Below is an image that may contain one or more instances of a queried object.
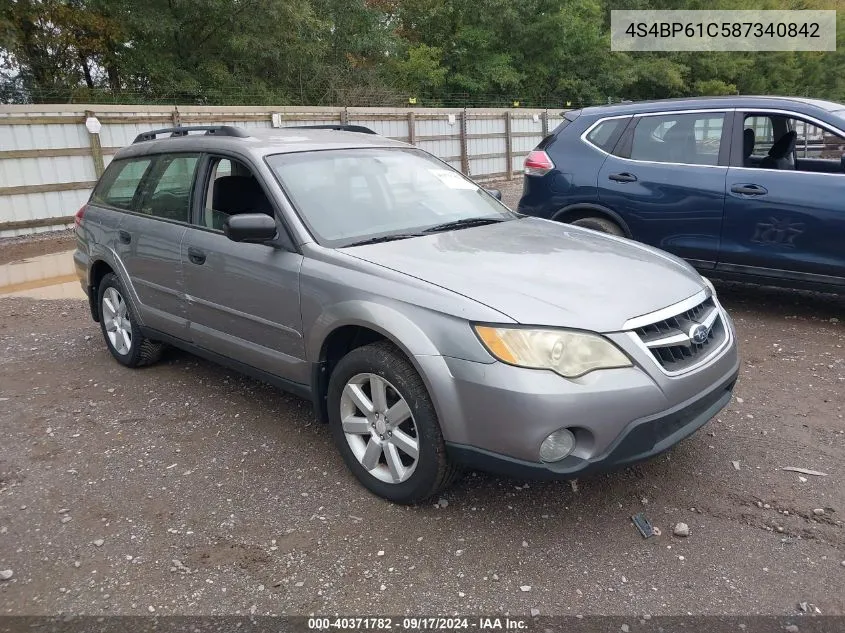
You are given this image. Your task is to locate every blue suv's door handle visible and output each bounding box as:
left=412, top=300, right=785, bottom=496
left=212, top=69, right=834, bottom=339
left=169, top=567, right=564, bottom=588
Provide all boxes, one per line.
left=730, top=184, right=768, bottom=196
left=609, top=172, right=638, bottom=183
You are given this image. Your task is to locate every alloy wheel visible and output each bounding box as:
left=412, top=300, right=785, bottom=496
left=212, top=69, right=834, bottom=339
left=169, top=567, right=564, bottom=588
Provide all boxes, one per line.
left=339, top=372, right=420, bottom=484
left=102, top=287, right=132, bottom=355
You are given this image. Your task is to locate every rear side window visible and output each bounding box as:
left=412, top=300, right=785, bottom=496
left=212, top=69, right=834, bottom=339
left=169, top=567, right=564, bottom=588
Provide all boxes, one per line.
left=585, top=118, right=630, bottom=152
left=91, top=158, right=153, bottom=211
left=629, top=113, right=725, bottom=166
left=138, top=154, right=201, bottom=223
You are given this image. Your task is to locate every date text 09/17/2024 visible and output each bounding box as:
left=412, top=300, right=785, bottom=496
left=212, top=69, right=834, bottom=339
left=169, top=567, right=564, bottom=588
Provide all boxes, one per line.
left=307, top=617, right=529, bottom=631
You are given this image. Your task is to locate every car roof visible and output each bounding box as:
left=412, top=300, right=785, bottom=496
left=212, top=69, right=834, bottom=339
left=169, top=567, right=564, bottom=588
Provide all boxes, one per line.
left=573, top=96, right=845, bottom=118
left=114, top=127, right=408, bottom=161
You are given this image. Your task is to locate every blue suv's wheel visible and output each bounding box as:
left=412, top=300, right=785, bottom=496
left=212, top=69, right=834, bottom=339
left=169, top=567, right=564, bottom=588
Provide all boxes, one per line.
left=571, top=216, right=624, bottom=236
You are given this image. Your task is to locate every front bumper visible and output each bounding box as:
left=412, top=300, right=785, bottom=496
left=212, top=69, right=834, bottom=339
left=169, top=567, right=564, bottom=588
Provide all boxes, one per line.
left=415, top=302, right=739, bottom=478
left=445, top=366, right=737, bottom=479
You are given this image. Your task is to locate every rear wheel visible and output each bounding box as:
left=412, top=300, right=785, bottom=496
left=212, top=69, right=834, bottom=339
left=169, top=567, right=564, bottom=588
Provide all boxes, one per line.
left=570, top=216, right=624, bottom=236
left=97, top=273, right=164, bottom=368
left=327, top=341, right=460, bottom=504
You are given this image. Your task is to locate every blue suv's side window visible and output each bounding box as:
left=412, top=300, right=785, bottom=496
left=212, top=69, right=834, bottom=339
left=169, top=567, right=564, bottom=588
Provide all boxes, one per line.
left=584, top=118, right=629, bottom=153
left=629, top=113, right=726, bottom=166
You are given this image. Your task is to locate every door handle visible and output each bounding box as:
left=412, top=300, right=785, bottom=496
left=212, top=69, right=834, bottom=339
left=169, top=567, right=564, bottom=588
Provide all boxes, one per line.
left=608, top=172, right=638, bottom=183
left=118, top=230, right=131, bottom=244
left=730, top=184, right=768, bottom=196
left=187, top=247, right=206, bottom=265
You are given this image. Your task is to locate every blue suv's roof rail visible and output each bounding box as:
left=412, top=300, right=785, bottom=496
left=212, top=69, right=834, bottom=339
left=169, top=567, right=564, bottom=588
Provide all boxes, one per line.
left=133, top=125, right=250, bottom=144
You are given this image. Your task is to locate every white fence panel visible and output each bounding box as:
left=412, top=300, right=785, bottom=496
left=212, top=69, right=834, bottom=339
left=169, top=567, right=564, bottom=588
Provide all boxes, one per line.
left=1, top=105, right=561, bottom=237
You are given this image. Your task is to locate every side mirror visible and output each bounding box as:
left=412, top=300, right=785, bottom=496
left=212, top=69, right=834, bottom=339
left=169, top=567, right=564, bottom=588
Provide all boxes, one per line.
left=485, top=188, right=503, bottom=201
left=224, top=213, right=278, bottom=243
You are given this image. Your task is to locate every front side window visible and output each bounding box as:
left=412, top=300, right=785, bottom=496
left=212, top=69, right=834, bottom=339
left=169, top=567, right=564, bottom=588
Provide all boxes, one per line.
left=744, top=115, right=777, bottom=157
left=630, top=113, right=725, bottom=166
left=199, top=157, right=274, bottom=231
left=91, top=158, right=153, bottom=211
left=138, top=154, right=200, bottom=223
left=266, top=148, right=515, bottom=247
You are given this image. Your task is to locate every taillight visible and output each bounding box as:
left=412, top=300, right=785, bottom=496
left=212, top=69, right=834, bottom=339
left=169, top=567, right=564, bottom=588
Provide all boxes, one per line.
left=74, top=205, right=86, bottom=229
left=524, top=150, right=555, bottom=176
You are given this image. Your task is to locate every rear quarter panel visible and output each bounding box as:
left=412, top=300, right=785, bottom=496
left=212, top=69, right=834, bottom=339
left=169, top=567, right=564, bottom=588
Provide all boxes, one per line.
left=518, top=117, right=607, bottom=218
left=75, top=204, right=137, bottom=308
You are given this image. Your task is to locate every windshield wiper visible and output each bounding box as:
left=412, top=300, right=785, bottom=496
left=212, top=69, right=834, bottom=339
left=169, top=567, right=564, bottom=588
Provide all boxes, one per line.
left=422, top=217, right=507, bottom=233
left=345, top=233, right=423, bottom=247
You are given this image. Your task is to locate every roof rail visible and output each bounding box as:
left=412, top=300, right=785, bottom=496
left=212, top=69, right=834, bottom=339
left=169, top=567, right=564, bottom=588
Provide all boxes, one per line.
left=283, top=124, right=377, bottom=135
left=133, top=125, right=250, bottom=144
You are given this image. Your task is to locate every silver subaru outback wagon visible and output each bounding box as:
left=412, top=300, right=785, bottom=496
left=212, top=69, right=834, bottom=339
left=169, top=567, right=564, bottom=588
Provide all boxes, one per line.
left=74, top=124, right=739, bottom=504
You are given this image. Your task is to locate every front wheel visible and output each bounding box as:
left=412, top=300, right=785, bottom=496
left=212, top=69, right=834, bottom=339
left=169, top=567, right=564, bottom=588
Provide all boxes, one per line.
left=327, top=341, right=460, bottom=504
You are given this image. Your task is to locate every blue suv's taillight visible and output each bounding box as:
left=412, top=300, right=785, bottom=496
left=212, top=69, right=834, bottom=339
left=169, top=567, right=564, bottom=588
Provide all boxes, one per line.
left=524, top=150, right=555, bottom=176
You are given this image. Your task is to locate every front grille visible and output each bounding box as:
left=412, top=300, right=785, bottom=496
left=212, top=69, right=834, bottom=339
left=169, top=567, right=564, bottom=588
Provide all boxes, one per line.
left=633, top=297, right=726, bottom=373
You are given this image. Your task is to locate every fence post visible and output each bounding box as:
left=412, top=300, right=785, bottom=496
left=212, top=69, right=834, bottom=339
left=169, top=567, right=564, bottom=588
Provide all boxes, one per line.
left=459, top=108, right=469, bottom=175
left=340, top=107, right=348, bottom=126
left=85, top=109, right=105, bottom=178
left=407, top=111, right=416, bottom=145
left=504, top=110, right=513, bottom=180
left=542, top=109, right=549, bottom=137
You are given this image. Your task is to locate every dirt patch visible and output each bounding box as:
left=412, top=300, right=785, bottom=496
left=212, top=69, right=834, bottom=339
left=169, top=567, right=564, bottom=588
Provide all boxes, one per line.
left=184, top=541, right=271, bottom=573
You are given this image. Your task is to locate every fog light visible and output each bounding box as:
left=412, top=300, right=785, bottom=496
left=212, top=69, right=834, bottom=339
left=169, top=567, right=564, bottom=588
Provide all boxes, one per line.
left=539, top=428, right=576, bottom=462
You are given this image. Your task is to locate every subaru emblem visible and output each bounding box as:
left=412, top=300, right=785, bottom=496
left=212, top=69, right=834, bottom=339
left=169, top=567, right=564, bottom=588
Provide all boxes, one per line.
left=689, top=324, right=710, bottom=345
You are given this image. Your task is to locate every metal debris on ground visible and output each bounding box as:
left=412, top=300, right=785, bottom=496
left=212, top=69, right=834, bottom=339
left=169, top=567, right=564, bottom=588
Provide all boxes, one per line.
left=631, top=512, right=659, bottom=539
left=782, top=467, right=828, bottom=477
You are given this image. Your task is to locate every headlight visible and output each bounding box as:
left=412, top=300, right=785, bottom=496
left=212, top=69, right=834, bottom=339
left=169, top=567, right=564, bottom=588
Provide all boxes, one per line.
left=702, top=276, right=716, bottom=297
left=474, top=325, right=632, bottom=378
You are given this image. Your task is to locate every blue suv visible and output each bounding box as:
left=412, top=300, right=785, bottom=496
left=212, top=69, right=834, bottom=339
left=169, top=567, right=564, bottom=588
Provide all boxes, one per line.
left=518, top=96, right=845, bottom=293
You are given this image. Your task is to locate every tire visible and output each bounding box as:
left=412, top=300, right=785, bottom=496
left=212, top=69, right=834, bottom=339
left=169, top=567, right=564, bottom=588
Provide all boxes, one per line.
left=327, top=341, right=460, bottom=504
left=97, top=272, right=164, bottom=368
left=570, top=216, right=625, bottom=236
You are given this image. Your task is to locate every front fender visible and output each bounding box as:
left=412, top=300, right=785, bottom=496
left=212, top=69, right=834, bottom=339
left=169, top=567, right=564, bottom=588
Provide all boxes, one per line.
left=306, top=299, right=441, bottom=362
left=306, top=301, right=480, bottom=438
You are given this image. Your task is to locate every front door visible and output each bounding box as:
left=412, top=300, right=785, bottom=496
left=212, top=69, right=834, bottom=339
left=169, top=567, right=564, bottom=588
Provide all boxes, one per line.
left=181, top=155, right=307, bottom=384
left=719, top=110, right=845, bottom=288
left=597, top=110, right=730, bottom=269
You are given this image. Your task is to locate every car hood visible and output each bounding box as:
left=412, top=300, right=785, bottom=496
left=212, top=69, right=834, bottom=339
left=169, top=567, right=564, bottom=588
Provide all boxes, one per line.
left=341, top=218, right=705, bottom=332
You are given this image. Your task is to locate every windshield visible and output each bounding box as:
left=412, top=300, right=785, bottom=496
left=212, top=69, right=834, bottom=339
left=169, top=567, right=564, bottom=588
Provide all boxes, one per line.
left=266, top=148, right=515, bottom=247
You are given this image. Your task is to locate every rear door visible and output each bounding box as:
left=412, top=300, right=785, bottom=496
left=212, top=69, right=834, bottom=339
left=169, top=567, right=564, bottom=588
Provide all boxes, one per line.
left=719, top=110, right=845, bottom=287
left=597, top=110, right=731, bottom=269
left=181, top=154, right=307, bottom=384
left=89, top=154, right=195, bottom=337
left=112, top=153, right=200, bottom=337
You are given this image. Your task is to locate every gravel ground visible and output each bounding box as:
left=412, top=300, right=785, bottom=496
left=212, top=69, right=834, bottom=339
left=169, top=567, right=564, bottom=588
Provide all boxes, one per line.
left=1, top=180, right=844, bottom=617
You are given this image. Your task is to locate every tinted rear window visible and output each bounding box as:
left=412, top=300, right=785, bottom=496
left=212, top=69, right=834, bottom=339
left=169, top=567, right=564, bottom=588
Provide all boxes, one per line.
left=585, top=118, right=630, bottom=153
left=92, top=158, right=153, bottom=211
left=137, top=154, right=200, bottom=223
